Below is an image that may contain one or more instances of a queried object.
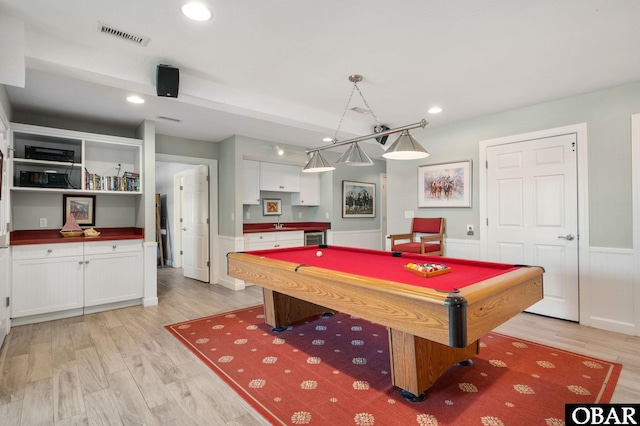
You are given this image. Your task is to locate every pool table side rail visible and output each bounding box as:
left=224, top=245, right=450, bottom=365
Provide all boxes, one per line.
left=457, top=266, right=544, bottom=344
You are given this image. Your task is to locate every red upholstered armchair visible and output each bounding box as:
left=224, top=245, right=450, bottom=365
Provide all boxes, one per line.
left=389, top=217, right=445, bottom=255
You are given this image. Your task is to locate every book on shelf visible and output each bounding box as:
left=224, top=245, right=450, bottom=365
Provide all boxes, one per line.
left=85, top=171, right=140, bottom=192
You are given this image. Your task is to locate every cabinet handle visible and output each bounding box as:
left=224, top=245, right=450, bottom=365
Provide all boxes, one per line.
left=85, top=260, right=90, bottom=264
left=113, top=245, right=117, bottom=249
left=47, top=249, right=53, bottom=253
left=78, top=261, right=84, bottom=265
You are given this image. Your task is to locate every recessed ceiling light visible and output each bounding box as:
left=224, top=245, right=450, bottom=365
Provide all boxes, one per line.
left=428, top=106, right=443, bottom=114
left=127, top=95, right=145, bottom=104
left=181, top=2, right=212, bottom=21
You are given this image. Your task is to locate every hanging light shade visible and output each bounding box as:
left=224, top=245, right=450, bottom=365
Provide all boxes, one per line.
left=302, top=151, right=335, bottom=173
left=382, top=130, right=430, bottom=160
left=336, top=142, right=374, bottom=166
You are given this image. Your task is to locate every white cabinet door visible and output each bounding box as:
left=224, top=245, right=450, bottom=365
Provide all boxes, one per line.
left=260, top=163, right=301, bottom=192
left=84, top=250, right=143, bottom=306
left=276, top=231, right=304, bottom=248
left=244, top=232, right=276, bottom=250
left=12, top=255, right=84, bottom=317
left=292, top=172, right=320, bottom=206
left=243, top=160, right=261, bottom=205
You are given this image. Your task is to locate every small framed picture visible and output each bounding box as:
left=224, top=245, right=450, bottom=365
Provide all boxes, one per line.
left=262, top=198, right=282, bottom=216
left=63, top=194, right=96, bottom=226
left=418, top=160, right=472, bottom=208
left=342, top=180, right=375, bottom=218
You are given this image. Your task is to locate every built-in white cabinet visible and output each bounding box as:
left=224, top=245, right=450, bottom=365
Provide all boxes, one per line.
left=11, top=240, right=143, bottom=324
left=259, top=162, right=301, bottom=192
left=83, top=240, right=143, bottom=309
left=292, top=172, right=320, bottom=206
left=243, top=160, right=261, bottom=205
left=9, top=123, right=142, bottom=194
left=11, top=243, right=84, bottom=318
left=244, top=230, right=304, bottom=250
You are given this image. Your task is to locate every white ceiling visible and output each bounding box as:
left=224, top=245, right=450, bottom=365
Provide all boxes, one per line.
left=2, top=0, right=640, bottom=159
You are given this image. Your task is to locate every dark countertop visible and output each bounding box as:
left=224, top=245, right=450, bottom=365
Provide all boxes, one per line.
left=10, top=227, right=144, bottom=245
left=243, top=222, right=330, bottom=234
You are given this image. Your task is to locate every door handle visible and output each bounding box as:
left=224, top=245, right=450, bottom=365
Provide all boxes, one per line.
left=558, top=234, right=575, bottom=241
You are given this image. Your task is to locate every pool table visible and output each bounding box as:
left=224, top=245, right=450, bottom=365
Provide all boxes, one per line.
left=227, top=245, right=543, bottom=399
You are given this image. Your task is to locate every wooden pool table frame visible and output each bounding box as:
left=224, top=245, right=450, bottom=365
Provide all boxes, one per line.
left=227, top=248, right=543, bottom=397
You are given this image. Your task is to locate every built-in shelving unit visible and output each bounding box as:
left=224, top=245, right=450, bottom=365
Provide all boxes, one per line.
left=9, top=123, right=142, bottom=194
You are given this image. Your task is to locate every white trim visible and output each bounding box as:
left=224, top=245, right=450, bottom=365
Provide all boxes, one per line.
left=155, top=153, right=219, bottom=284
left=479, top=123, right=589, bottom=323
left=631, top=114, right=640, bottom=336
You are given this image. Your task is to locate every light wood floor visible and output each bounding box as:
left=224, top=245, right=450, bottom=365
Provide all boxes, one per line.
left=1, top=267, right=638, bottom=425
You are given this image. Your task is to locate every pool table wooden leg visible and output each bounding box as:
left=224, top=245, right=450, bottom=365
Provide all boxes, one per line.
left=388, top=328, right=479, bottom=398
left=263, top=289, right=330, bottom=330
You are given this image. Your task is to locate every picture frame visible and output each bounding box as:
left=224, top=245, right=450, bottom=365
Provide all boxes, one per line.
left=342, top=180, right=375, bottom=218
left=262, top=198, right=282, bottom=216
left=63, top=194, right=96, bottom=226
left=418, top=160, right=472, bottom=208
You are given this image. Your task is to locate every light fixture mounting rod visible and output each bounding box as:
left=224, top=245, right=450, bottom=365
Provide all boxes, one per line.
left=306, top=119, right=428, bottom=154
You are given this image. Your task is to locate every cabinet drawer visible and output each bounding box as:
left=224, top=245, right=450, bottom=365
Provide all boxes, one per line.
left=12, top=243, right=84, bottom=260
left=84, top=240, right=142, bottom=255
left=244, top=232, right=276, bottom=244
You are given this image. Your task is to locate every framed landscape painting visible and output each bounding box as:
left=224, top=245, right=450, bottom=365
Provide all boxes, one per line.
left=418, top=160, right=472, bottom=208
left=342, top=180, right=375, bottom=218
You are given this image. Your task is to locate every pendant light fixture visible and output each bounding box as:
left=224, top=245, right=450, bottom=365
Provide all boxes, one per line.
left=302, top=74, right=430, bottom=172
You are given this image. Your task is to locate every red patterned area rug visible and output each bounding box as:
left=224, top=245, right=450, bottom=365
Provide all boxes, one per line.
left=165, top=306, right=621, bottom=426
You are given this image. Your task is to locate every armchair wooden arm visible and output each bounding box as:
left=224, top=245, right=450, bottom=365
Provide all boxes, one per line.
left=389, top=233, right=413, bottom=246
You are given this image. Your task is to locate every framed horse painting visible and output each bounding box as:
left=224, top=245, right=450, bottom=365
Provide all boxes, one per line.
left=418, top=160, right=472, bottom=208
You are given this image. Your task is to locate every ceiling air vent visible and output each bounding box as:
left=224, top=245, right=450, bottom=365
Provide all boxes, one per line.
left=97, top=22, right=150, bottom=46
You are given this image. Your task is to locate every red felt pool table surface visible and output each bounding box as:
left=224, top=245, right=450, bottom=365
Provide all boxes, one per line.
left=245, top=245, right=519, bottom=293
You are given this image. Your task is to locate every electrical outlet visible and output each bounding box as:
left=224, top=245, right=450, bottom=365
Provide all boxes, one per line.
left=246, top=211, right=250, bottom=220
left=39, top=218, right=47, bottom=228
left=298, top=212, right=302, bottom=219
left=466, top=224, right=474, bottom=236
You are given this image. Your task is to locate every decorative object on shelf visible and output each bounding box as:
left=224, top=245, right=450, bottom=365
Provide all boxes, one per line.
left=342, top=180, right=375, bottom=218
left=302, top=74, right=430, bottom=173
left=60, top=213, right=84, bottom=237
left=83, top=228, right=101, bottom=237
left=418, top=160, right=472, bottom=208
left=63, top=194, right=96, bottom=226
left=262, top=198, right=282, bottom=216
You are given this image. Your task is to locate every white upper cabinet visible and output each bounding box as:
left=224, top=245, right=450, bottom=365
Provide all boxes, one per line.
left=259, top=162, right=301, bottom=192
left=242, top=160, right=261, bottom=205
left=292, top=172, right=320, bottom=206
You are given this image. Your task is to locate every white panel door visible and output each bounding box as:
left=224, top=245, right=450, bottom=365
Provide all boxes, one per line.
left=182, top=165, right=210, bottom=282
left=487, top=133, right=579, bottom=320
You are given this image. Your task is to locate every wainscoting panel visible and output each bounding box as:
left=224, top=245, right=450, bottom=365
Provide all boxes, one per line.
left=330, top=229, right=383, bottom=250
left=585, top=247, right=637, bottom=335
left=217, top=235, right=247, bottom=290
left=441, top=238, right=482, bottom=260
